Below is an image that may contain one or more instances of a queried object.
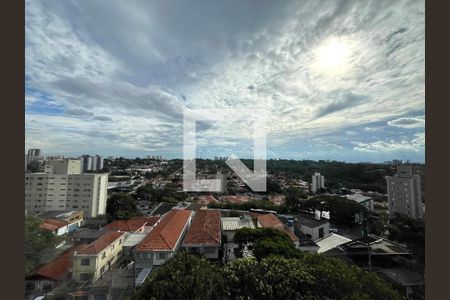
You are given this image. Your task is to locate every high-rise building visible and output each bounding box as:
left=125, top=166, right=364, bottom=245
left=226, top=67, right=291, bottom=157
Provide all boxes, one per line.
left=311, top=172, right=325, bottom=193
left=386, top=165, right=423, bottom=219
left=25, top=158, right=108, bottom=218
left=80, top=155, right=104, bottom=172
left=26, top=148, right=43, bottom=171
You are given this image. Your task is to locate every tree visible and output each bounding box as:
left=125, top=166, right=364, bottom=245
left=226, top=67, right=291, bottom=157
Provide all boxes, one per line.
left=284, top=187, right=307, bottom=211
left=303, top=196, right=368, bottom=225
left=388, top=213, right=425, bottom=266
left=223, top=255, right=401, bottom=300
left=25, top=216, right=63, bottom=275
left=131, top=252, right=225, bottom=300
left=106, top=192, right=140, bottom=221
left=234, top=227, right=301, bottom=260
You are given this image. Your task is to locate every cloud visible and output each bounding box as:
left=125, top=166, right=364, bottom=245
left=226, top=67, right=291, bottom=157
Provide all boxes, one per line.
left=25, top=0, right=425, bottom=161
left=352, top=132, right=424, bottom=153
left=387, top=116, right=425, bottom=128
left=65, top=108, right=94, bottom=117
left=93, top=116, right=113, bottom=122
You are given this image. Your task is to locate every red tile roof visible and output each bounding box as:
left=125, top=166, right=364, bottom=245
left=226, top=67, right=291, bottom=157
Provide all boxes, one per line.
left=135, top=209, right=192, bottom=252
left=257, top=214, right=298, bottom=242
left=40, top=219, right=67, bottom=231
left=130, top=216, right=161, bottom=226
left=76, top=231, right=125, bottom=255
left=182, top=210, right=221, bottom=246
left=34, top=244, right=87, bottom=281
left=104, top=219, right=148, bottom=232
left=197, top=195, right=218, bottom=205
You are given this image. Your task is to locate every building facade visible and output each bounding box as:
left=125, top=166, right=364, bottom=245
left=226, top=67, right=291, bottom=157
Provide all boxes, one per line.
left=73, top=231, right=126, bottom=282
left=386, top=165, right=423, bottom=219
left=25, top=159, right=108, bottom=218
left=133, top=209, right=192, bottom=285
left=311, top=172, right=325, bottom=193
left=81, top=155, right=104, bottom=172
left=182, top=210, right=222, bottom=259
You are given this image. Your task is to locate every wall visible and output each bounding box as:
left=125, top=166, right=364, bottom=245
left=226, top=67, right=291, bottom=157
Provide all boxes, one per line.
left=73, top=235, right=125, bottom=282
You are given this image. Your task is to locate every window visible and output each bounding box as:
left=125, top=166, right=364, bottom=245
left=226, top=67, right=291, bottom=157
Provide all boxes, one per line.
left=102, top=252, right=106, bottom=259
left=318, top=227, right=324, bottom=239
left=158, top=253, right=169, bottom=260
left=79, top=273, right=92, bottom=281
left=80, top=258, right=90, bottom=266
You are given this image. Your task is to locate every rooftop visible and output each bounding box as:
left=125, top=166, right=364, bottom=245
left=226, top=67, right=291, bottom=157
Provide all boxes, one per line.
left=104, top=219, right=148, bottom=232
left=135, top=209, right=192, bottom=252
left=129, top=216, right=161, bottom=227
left=316, top=233, right=352, bottom=253
left=31, top=244, right=87, bottom=282
left=122, top=233, right=148, bottom=248
left=296, top=213, right=329, bottom=228
left=256, top=214, right=298, bottom=242
left=197, top=195, right=218, bottom=205
left=40, top=219, right=67, bottom=231
left=36, top=210, right=82, bottom=220
left=76, top=231, right=125, bottom=255
left=150, top=203, right=177, bottom=216
left=183, top=210, right=221, bottom=246
left=221, top=217, right=256, bottom=231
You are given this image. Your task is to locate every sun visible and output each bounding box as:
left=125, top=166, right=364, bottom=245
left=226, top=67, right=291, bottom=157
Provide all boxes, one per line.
left=313, top=37, right=353, bottom=73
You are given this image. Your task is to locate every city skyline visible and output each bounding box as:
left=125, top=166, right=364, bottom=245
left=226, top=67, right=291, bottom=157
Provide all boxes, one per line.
left=25, top=0, right=425, bottom=162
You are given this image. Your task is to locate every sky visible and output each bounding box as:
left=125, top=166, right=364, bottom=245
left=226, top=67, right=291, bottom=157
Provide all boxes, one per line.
left=25, top=0, right=425, bottom=162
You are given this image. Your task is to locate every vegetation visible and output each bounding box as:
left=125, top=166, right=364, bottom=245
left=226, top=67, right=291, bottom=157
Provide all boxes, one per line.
left=134, top=183, right=186, bottom=203
left=131, top=252, right=402, bottom=300
left=301, top=195, right=368, bottom=225
left=131, top=252, right=224, bottom=300
left=284, top=187, right=307, bottom=211
left=25, top=216, right=64, bottom=275
left=388, top=213, right=425, bottom=266
left=234, top=227, right=301, bottom=260
left=208, top=199, right=288, bottom=213
left=106, top=192, right=141, bottom=221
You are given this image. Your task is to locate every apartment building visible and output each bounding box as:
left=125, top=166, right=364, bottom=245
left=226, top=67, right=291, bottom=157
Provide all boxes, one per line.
left=25, top=159, right=108, bottom=218
left=81, top=155, right=104, bottom=172
left=73, top=231, right=126, bottom=282
left=386, top=165, right=423, bottom=219
left=311, top=172, right=325, bottom=193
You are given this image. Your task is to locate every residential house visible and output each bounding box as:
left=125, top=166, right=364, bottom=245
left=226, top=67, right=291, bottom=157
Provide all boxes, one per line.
left=26, top=244, right=87, bottom=298
left=73, top=231, right=126, bottom=282
left=295, top=213, right=330, bottom=242
left=182, top=210, right=221, bottom=259
left=37, top=210, right=84, bottom=234
left=103, top=219, right=148, bottom=233
left=129, top=216, right=161, bottom=233
left=40, top=219, right=69, bottom=236
left=133, top=209, right=192, bottom=285
left=221, top=216, right=256, bottom=243
left=254, top=213, right=299, bottom=248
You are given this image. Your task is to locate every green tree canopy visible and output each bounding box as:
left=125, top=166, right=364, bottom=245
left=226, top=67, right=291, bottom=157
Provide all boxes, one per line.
left=25, top=216, right=63, bottom=275
left=132, top=253, right=401, bottom=300
left=131, top=252, right=225, bottom=300
left=303, top=196, right=368, bottom=225
left=106, top=192, right=140, bottom=221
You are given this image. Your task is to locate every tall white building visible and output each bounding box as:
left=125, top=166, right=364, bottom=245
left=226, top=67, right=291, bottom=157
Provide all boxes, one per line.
left=25, top=159, right=108, bottom=218
left=386, top=165, right=423, bottom=220
left=81, top=155, right=104, bottom=172
left=311, top=172, right=325, bottom=193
